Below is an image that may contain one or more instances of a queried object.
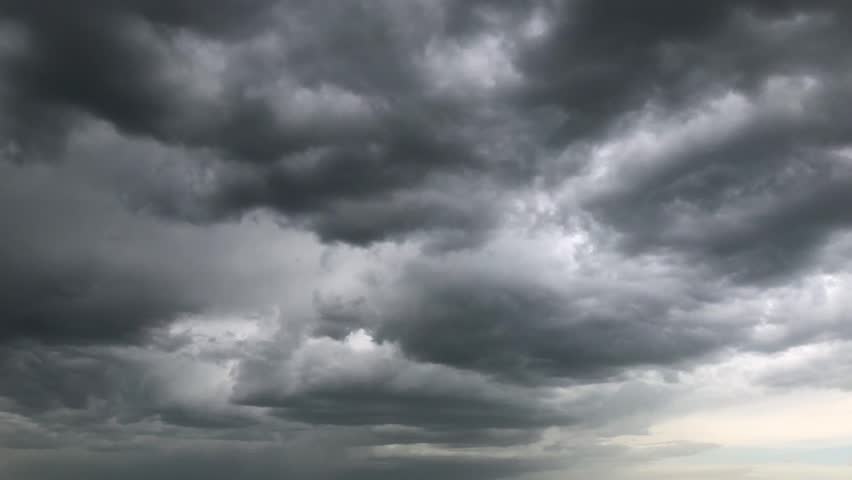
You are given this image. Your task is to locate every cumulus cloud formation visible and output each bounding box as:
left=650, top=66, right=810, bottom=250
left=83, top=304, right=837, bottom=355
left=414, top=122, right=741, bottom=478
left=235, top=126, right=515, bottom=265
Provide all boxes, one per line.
left=2, top=1, right=852, bottom=479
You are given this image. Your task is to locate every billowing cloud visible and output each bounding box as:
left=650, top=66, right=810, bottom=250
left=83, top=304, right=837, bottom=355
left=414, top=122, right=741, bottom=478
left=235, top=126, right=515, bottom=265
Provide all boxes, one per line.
left=2, top=1, right=852, bottom=479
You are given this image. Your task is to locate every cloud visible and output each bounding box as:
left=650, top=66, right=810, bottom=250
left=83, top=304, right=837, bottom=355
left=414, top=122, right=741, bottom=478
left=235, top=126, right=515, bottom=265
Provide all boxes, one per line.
left=0, top=123, right=323, bottom=344
left=0, top=0, right=543, bottom=246
left=3, top=1, right=852, bottom=479
left=565, top=75, right=852, bottom=281
left=232, top=329, right=581, bottom=430
left=312, top=227, right=750, bottom=383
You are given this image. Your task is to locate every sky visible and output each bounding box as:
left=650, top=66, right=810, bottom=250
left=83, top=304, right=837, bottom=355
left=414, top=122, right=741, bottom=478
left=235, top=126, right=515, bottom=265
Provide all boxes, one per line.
left=1, top=1, right=852, bottom=479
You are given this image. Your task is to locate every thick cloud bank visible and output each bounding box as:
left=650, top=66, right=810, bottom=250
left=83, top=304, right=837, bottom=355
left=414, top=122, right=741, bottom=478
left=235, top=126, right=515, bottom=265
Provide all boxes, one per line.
left=2, top=1, right=852, bottom=479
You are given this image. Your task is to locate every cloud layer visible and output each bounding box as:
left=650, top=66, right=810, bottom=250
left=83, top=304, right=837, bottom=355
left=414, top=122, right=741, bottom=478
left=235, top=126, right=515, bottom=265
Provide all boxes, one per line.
left=2, top=1, right=852, bottom=479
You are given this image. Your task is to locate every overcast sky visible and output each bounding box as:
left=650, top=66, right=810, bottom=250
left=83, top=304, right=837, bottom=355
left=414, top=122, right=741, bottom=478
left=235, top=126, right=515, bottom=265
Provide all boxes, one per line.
left=2, top=1, right=852, bottom=479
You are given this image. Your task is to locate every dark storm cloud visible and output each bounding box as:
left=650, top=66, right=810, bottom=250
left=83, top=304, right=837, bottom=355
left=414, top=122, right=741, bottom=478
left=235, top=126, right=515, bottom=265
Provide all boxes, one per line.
left=522, top=0, right=852, bottom=280
left=0, top=0, right=274, bottom=133
left=209, top=122, right=505, bottom=246
left=252, top=379, right=572, bottom=430
left=0, top=161, right=197, bottom=344
left=314, top=255, right=744, bottom=383
left=0, top=340, right=564, bottom=480
left=0, top=342, right=260, bottom=431
left=4, top=1, right=852, bottom=479
left=573, top=84, right=852, bottom=282
left=0, top=0, right=540, bottom=246
left=232, top=333, right=579, bottom=430
left=515, top=0, right=847, bottom=141
left=232, top=314, right=678, bottom=445
left=0, top=442, right=559, bottom=480
left=0, top=345, right=119, bottom=412
left=0, top=134, right=321, bottom=345
left=4, top=0, right=852, bottom=254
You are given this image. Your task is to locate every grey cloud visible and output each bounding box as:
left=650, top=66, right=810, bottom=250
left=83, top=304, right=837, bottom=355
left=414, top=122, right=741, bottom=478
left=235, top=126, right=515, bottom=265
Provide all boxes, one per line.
left=576, top=84, right=852, bottom=282
left=4, top=1, right=852, bottom=479
left=0, top=157, right=192, bottom=343
left=0, top=442, right=556, bottom=480
left=516, top=1, right=845, bottom=140
left=230, top=312, right=681, bottom=456
left=0, top=0, right=538, bottom=246
left=0, top=339, right=564, bottom=479
left=0, top=342, right=260, bottom=431
left=316, top=254, right=744, bottom=383
left=5, top=0, right=852, bottom=254
left=0, top=129, right=322, bottom=344
left=232, top=334, right=580, bottom=430
left=0, top=345, right=119, bottom=413
left=526, top=0, right=852, bottom=281
left=756, top=343, right=852, bottom=391
left=366, top=425, right=544, bottom=449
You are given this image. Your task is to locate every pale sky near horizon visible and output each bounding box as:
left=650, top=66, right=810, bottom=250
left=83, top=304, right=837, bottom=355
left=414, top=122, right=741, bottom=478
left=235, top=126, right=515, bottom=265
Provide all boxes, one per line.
left=2, top=1, right=852, bottom=478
